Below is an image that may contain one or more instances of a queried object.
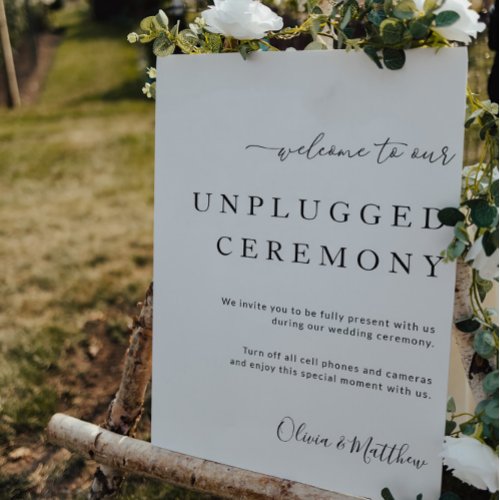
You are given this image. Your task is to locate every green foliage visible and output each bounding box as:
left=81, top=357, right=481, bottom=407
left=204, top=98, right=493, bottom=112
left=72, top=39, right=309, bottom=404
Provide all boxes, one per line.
left=128, top=0, right=467, bottom=70
left=435, top=11, right=460, bottom=27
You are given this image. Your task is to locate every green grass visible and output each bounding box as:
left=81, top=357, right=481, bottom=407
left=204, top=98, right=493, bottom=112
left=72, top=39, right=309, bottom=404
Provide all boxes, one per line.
left=0, top=2, right=164, bottom=497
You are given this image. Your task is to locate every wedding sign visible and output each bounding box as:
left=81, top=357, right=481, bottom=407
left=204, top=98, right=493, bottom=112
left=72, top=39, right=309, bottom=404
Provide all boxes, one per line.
left=152, top=48, right=467, bottom=499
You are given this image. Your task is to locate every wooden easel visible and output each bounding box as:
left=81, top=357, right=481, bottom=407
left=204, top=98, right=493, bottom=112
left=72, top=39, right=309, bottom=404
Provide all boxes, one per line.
left=46, top=261, right=486, bottom=499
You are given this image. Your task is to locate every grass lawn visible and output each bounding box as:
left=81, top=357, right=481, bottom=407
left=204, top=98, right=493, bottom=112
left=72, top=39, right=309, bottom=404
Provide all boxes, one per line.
left=0, top=1, right=494, bottom=497
left=0, top=2, right=206, bottom=498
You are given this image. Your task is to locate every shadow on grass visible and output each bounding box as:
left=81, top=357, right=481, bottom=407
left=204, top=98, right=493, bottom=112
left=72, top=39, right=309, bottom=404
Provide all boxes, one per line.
left=79, top=78, right=147, bottom=103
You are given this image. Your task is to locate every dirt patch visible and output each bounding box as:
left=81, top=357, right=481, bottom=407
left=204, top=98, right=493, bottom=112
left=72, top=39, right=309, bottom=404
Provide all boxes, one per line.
left=0, top=311, right=138, bottom=498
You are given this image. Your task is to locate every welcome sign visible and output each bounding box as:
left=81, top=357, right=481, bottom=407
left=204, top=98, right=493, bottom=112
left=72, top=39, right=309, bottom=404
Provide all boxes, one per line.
left=152, top=48, right=467, bottom=499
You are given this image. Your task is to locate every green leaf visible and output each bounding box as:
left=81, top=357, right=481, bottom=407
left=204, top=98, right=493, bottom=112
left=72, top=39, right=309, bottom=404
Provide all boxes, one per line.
left=455, top=317, right=481, bottom=333
left=381, top=488, right=396, bottom=500
left=483, top=370, right=499, bottom=395
left=382, top=48, right=406, bottom=70
left=340, top=6, right=352, bottom=30
left=155, top=10, right=169, bottom=29
left=445, top=419, right=457, bottom=435
left=177, top=30, right=200, bottom=53
left=204, top=33, right=222, bottom=53
left=474, top=398, right=497, bottom=427
left=485, top=399, right=499, bottom=420
left=477, top=275, right=494, bottom=301
left=380, top=19, right=406, bottom=44
left=469, top=199, right=498, bottom=228
left=438, top=207, right=465, bottom=226
left=368, top=9, right=387, bottom=25
left=153, top=34, right=175, bottom=57
left=393, top=0, right=417, bottom=20
left=447, top=239, right=465, bottom=259
left=140, top=16, right=157, bottom=33
left=409, top=18, right=431, bottom=38
left=482, top=229, right=499, bottom=256
left=239, top=44, right=251, bottom=60
left=435, top=10, right=460, bottom=27
left=363, top=46, right=383, bottom=68
left=459, top=422, right=475, bottom=435
left=490, top=179, right=499, bottom=207
left=447, top=396, right=456, bottom=412
left=454, top=222, right=469, bottom=244
left=473, top=330, right=496, bottom=359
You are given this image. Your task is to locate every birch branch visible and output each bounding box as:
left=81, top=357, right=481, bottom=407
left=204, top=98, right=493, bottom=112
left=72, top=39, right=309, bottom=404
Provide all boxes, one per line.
left=89, top=283, right=153, bottom=499
left=47, top=413, right=359, bottom=500
left=452, top=259, right=489, bottom=404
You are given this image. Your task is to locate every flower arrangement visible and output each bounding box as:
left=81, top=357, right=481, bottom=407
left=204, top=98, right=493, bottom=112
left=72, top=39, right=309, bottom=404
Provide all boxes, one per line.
left=128, top=1, right=498, bottom=498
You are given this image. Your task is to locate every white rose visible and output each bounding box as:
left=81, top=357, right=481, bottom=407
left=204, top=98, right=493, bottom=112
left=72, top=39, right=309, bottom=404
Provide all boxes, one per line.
left=415, top=0, right=486, bottom=43
left=441, top=436, right=499, bottom=492
left=466, top=235, right=499, bottom=280
left=201, top=0, right=284, bottom=40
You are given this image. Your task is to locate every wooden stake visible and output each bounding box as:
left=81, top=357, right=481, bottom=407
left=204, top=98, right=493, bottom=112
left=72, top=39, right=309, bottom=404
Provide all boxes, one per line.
left=47, top=413, right=359, bottom=500
left=0, top=0, right=21, bottom=107
left=89, top=283, right=153, bottom=498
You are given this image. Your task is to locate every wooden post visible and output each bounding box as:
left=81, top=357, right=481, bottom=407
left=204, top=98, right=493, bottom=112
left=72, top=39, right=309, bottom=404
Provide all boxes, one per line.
left=0, top=0, right=21, bottom=107
left=47, top=413, right=359, bottom=500
left=89, top=283, right=153, bottom=499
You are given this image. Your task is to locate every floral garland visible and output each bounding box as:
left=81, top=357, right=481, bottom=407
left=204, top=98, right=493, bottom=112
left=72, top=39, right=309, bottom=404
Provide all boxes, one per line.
left=128, top=1, right=498, bottom=497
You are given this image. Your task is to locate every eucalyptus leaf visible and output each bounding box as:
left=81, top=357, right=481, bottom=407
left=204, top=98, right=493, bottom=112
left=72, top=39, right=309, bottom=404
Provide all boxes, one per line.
left=483, top=370, right=499, bottom=395
left=238, top=44, right=251, bottom=60
left=445, top=419, right=457, bottom=434
left=153, top=34, right=175, bottom=57
left=473, top=330, right=496, bottom=359
left=485, top=399, right=499, bottom=420
left=382, top=48, right=406, bottom=69
left=368, top=8, right=387, bottom=25
left=454, top=222, right=469, bottom=244
left=393, top=0, right=417, bottom=20
left=438, top=207, right=465, bottom=226
left=340, top=6, right=352, bottom=30
left=204, top=33, right=223, bottom=53
left=435, top=10, right=460, bottom=27
left=459, top=422, right=475, bottom=435
left=177, top=30, right=200, bottom=53
left=447, top=239, right=465, bottom=259
left=140, top=16, right=157, bottom=33
left=482, top=229, right=499, bottom=256
left=155, top=10, right=169, bottom=29
left=409, top=17, right=431, bottom=38
left=469, top=199, right=498, bottom=228
left=477, top=275, right=494, bottom=301
left=455, top=317, right=481, bottom=333
left=446, top=396, right=456, bottom=413
left=380, top=19, right=405, bottom=44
